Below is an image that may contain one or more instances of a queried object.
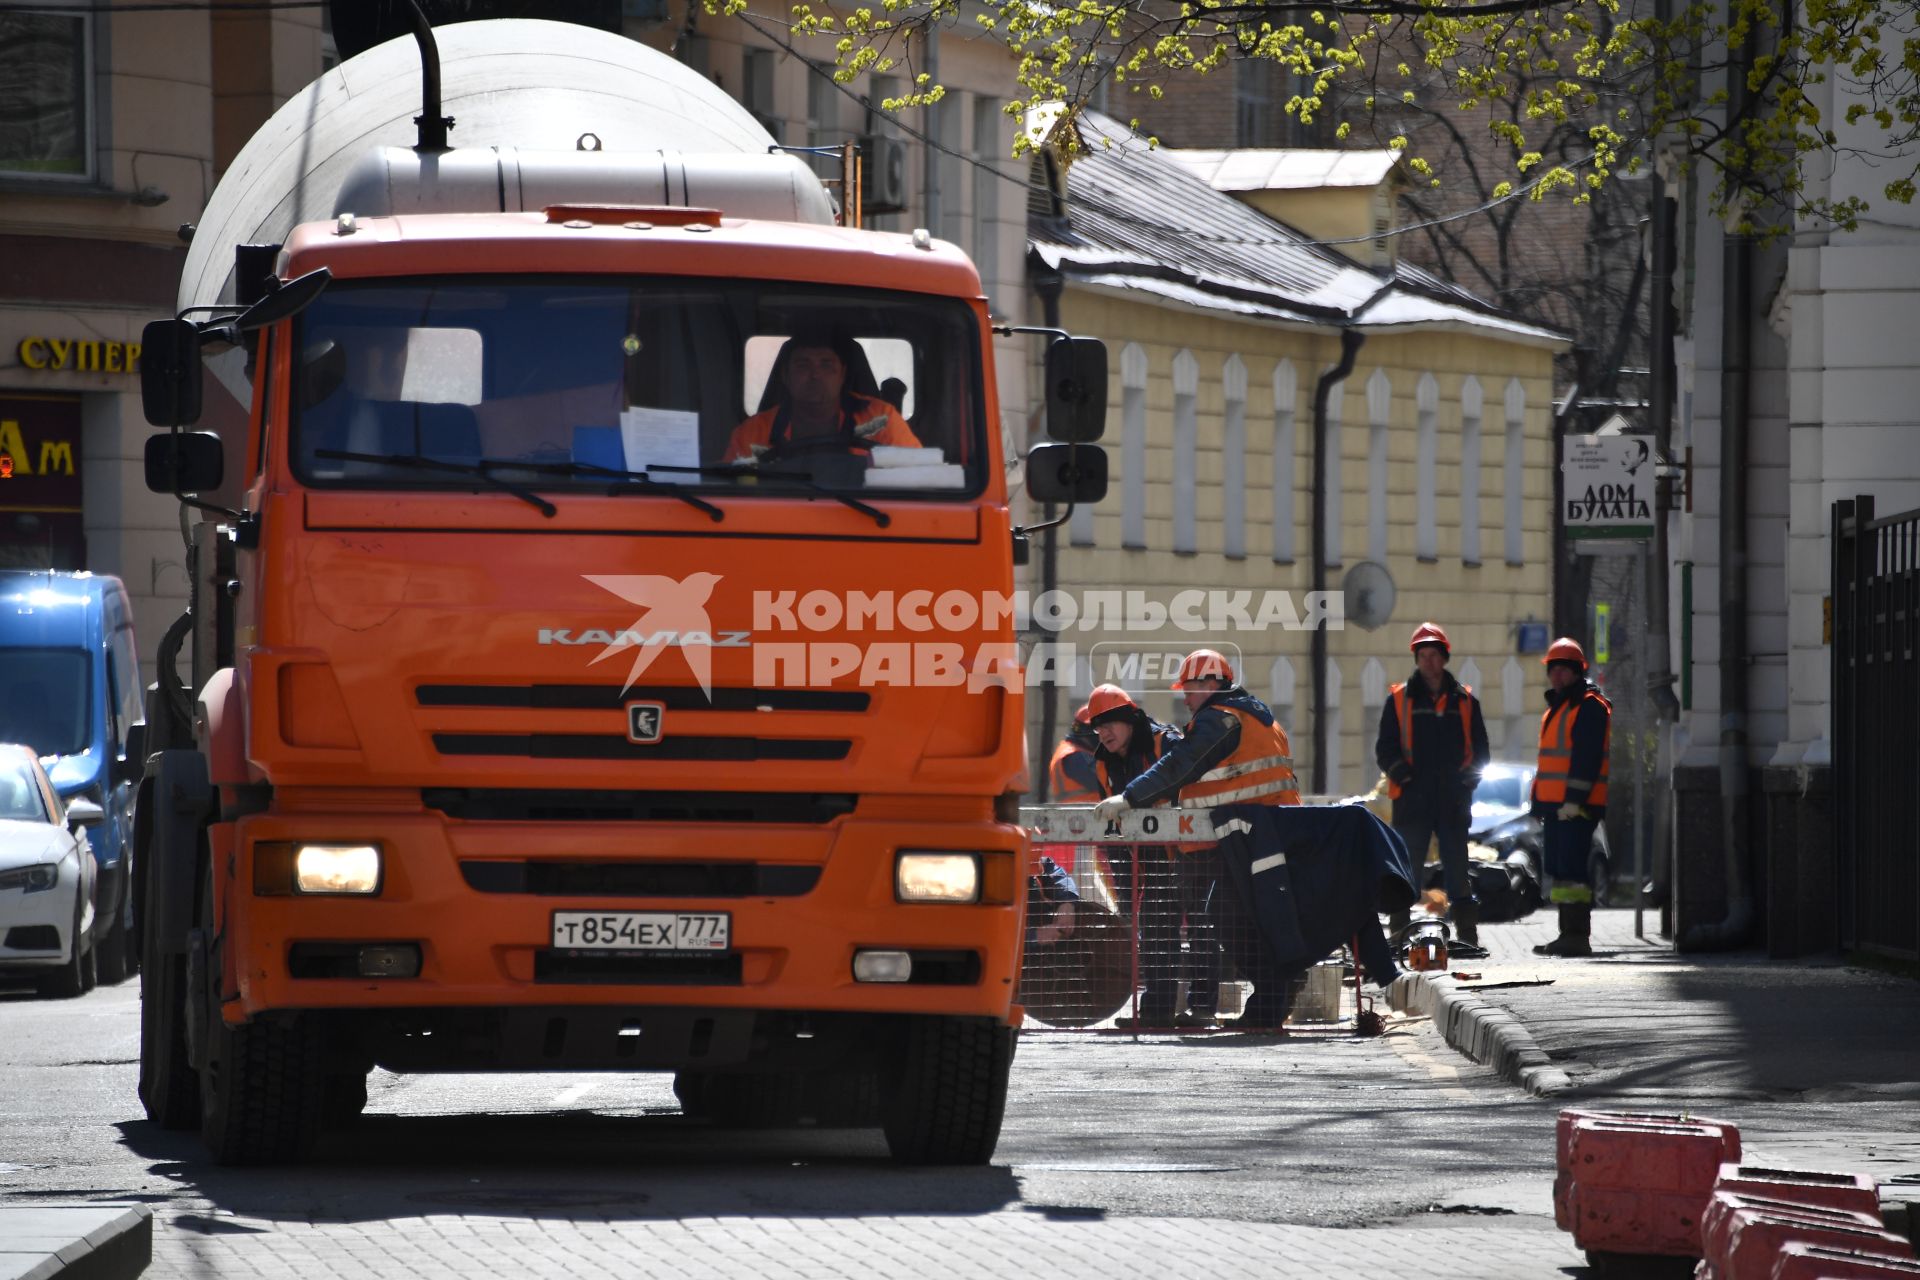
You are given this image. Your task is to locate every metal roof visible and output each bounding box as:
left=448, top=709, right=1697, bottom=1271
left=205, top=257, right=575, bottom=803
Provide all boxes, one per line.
left=1028, top=108, right=1569, bottom=348
left=1165, top=148, right=1403, bottom=192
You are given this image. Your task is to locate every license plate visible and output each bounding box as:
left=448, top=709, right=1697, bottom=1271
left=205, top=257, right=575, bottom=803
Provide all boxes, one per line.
left=550, top=910, right=730, bottom=952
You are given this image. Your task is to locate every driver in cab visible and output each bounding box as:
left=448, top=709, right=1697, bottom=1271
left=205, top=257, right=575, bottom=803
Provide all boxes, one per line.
left=720, top=331, right=922, bottom=464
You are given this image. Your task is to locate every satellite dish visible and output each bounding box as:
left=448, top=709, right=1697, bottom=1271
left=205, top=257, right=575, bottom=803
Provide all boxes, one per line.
left=1342, top=560, right=1397, bottom=631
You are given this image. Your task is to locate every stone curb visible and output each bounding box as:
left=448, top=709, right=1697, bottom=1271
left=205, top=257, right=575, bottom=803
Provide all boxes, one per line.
left=0, top=1204, right=152, bottom=1280
left=1389, top=971, right=1574, bottom=1097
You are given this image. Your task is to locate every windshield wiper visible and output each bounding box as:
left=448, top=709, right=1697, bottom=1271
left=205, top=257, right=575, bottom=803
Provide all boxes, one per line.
left=476, top=458, right=725, bottom=522
left=314, top=449, right=556, bottom=517
left=651, top=464, right=891, bottom=528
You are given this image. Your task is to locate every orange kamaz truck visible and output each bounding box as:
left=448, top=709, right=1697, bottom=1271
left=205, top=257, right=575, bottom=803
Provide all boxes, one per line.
left=130, top=17, right=1107, bottom=1166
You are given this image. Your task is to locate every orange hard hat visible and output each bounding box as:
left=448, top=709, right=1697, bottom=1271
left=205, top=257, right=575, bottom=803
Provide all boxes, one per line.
left=1172, top=648, right=1235, bottom=689
left=1086, top=683, right=1138, bottom=724
left=1410, top=622, right=1450, bottom=654
left=1543, top=637, right=1588, bottom=668
left=1072, top=700, right=1092, bottom=725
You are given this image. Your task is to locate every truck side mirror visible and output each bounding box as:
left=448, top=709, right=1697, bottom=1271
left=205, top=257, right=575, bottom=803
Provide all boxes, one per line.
left=1045, top=337, right=1107, bottom=443
left=1026, top=442, right=1108, bottom=504
left=141, top=318, right=204, bottom=427
left=145, top=432, right=225, bottom=495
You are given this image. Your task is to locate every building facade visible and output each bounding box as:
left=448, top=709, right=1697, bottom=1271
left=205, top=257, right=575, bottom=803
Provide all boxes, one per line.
left=0, top=3, right=324, bottom=679
left=1024, top=114, right=1566, bottom=794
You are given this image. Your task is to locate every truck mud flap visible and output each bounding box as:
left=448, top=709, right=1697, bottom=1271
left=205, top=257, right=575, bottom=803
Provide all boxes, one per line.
left=146, top=750, right=212, bottom=958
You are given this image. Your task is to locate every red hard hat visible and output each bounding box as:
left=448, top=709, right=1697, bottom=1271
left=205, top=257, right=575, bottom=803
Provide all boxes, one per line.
left=1072, top=700, right=1092, bottom=726
left=1543, top=637, right=1588, bottom=668
left=1410, top=622, right=1450, bottom=654
left=1086, top=683, right=1139, bottom=725
left=1173, top=648, right=1235, bottom=689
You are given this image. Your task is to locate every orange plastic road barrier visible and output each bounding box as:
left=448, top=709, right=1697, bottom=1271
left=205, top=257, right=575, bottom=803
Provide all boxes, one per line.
left=1719, top=1207, right=1912, bottom=1280
left=1713, top=1164, right=1884, bottom=1219
left=1553, top=1109, right=1741, bottom=1235
left=1564, top=1116, right=1743, bottom=1258
left=1702, top=1193, right=1885, bottom=1270
left=1770, top=1241, right=1920, bottom=1279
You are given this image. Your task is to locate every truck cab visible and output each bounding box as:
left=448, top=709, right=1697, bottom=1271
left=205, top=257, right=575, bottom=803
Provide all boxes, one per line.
left=0, top=570, right=143, bottom=983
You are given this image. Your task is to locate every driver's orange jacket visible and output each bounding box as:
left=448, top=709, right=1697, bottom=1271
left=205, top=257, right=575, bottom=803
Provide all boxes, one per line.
left=721, top=393, right=922, bottom=463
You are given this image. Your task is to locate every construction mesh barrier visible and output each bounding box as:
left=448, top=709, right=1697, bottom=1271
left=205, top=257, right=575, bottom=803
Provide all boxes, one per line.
left=1019, top=841, right=1366, bottom=1033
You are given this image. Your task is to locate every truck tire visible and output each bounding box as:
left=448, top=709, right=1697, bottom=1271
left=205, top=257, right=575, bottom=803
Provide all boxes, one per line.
left=199, top=1010, right=327, bottom=1165
left=136, top=814, right=199, bottom=1129
left=321, top=1070, right=370, bottom=1131
left=880, top=1017, right=1013, bottom=1165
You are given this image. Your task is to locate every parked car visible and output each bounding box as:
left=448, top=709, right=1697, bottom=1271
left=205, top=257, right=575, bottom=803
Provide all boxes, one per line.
left=0, top=571, right=144, bottom=982
left=0, top=743, right=106, bottom=997
left=1469, top=761, right=1612, bottom=906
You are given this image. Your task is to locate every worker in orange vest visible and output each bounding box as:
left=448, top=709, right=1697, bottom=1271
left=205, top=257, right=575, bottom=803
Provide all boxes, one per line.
left=1374, top=622, right=1491, bottom=945
left=1085, top=683, right=1215, bottom=1028
left=1530, top=637, right=1612, bottom=957
left=1045, top=699, right=1102, bottom=803
left=1092, top=649, right=1300, bottom=1028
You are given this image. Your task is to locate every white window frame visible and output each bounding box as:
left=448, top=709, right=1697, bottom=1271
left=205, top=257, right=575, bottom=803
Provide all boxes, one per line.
left=1222, top=354, right=1247, bottom=559
left=0, top=3, right=97, bottom=184
left=1415, top=372, right=1438, bottom=561
left=1366, top=368, right=1391, bottom=564
left=1121, top=343, right=1148, bottom=549
left=1504, top=377, right=1526, bottom=566
left=1172, top=349, right=1199, bottom=554
left=1324, top=372, right=1346, bottom=568
left=1460, top=376, right=1483, bottom=566
left=1272, top=360, right=1296, bottom=563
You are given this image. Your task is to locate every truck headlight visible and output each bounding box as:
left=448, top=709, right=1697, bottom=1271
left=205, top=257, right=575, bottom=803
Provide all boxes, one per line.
left=293, top=844, right=382, bottom=895
left=895, top=852, right=979, bottom=903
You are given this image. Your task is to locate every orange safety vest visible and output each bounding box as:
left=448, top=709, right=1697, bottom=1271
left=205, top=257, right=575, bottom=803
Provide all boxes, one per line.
left=721, top=393, right=922, bottom=463
left=1177, top=706, right=1302, bottom=808
left=1534, top=688, right=1613, bottom=808
left=1047, top=737, right=1101, bottom=804
left=1386, top=681, right=1476, bottom=800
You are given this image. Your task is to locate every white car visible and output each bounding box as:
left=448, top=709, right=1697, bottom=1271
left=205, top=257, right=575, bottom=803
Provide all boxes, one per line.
left=0, top=742, right=106, bottom=998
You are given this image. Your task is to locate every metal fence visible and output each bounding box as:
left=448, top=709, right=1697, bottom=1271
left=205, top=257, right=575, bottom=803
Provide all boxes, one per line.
left=1832, top=495, right=1920, bottom=962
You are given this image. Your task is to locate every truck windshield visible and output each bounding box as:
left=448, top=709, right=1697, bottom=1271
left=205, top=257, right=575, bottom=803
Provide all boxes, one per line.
left=290, top=278, right=989, bottom=501
left=0, top=649, right=89, bottom=758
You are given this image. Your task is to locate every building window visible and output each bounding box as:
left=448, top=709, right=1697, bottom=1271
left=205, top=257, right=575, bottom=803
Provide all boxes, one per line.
left=1505, top=377, right=1526, bottom=566
left=1460, top=376, right=1483, bottom=565
left=1172, top=350, right=1198, bottom=554
left=1322, top=659, right=1344, bottom=794
left=1360, top=657, right=1386, bottom=763
left=1415, top=373, right=1438, bottom=561
left=1272, top=359, right=1296, bottom=563
left=1324, top=373, right=1347, bottom=568
left=743, top=47, right=779, bottom=141
left=1222, top=355, right=1247, bottom=559
left=971, top=96, right=1003, bottom=294
left=806, top=61, right=841, bottom=181
left=1122, top=343, right=1147, bottom=549
left=936, top=92, right=965, bottom=246
left=1366, top=368, right=1391, bottom=564
left=1269, top=655, right=1296, bottom=730
left=0, top=10, right=93, bottom=181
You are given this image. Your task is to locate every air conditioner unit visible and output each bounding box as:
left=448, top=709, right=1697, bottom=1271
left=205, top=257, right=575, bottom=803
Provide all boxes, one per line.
left=861, top=134, right=910, bottom=215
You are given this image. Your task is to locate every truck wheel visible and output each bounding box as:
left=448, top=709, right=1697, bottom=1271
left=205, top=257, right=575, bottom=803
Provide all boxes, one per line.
left=672, top=1070, right=713, bottom=1119
left=136, top=838, right=198, bottom=1129
left=199, top=1010, right=326, bottom=1165
left=880, top=1017, right=1013, bottom=1165
left=321, top=1070, right=370, bottom=1131
left=37, top=899, right=88, bottom=1000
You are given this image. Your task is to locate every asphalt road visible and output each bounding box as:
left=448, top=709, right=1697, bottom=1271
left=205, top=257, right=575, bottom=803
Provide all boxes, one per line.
left=1, top=977, right=1592, bottom=1277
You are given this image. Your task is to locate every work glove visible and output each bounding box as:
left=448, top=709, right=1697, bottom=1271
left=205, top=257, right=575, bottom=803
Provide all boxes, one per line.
left=1093, top=794, right=1132, bottom=823
left=1556, top=801, right=1585, bottom=821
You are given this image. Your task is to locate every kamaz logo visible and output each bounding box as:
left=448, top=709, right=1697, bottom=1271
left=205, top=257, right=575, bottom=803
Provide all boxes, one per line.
left=537, top=629, right=753, bottom=648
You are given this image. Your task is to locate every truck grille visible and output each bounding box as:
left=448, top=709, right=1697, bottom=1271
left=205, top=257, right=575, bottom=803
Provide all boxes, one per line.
left=431, top=734, right=851, bottom=761
left=415, top=683, right=869, bottom=712
left=422, top=788, right=856, bottom=824
left=460, top=860, right=821, bottom=897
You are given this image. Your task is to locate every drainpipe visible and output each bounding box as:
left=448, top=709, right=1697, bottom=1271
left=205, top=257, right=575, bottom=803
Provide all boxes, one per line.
left=1644, top=173, right=1683, bottom=906
left=920, top=27, right=941, bottom=238
left=1681, top=225, right=1754, bottom=949
left=1033, top=267, right=1065, bottom=800
left=1311, top=328, right=1365, bottom=794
